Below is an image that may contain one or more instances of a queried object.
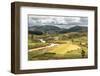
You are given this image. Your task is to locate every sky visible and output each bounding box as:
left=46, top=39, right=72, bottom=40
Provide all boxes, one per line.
left=28, top=15, right=88, bottom=29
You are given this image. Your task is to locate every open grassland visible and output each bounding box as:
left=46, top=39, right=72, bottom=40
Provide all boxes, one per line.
left=28, top=32, right=88, bottom=60
left=49, top=44, right=80, bottom=54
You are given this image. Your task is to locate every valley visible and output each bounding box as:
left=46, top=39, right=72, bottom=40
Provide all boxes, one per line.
left=28, top=30, right=88, bottom=60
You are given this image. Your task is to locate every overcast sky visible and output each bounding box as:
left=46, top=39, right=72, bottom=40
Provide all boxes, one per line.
left=28, top=15, right=88, bottom=29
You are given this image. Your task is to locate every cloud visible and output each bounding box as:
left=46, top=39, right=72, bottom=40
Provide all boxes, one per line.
left=28, top=15, right=88, bottom=28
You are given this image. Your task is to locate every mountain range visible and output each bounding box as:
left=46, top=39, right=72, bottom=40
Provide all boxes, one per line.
left=28, top=25, right=87, bottom=34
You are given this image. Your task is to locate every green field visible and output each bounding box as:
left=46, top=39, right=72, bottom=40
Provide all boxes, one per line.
left=28, top=32, right=88, bottom=60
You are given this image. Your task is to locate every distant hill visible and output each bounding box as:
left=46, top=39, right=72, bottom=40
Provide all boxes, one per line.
left=28, top=25, right=87, bottom=34
left=28, top=25, right=61, bottom=34
left=59, top=26, right=88, bottom=33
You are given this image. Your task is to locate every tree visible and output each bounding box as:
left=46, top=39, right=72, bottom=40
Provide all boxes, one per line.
left=81, top=50, right=85, bottom=58
left=28, top=30, right=43, bottom=41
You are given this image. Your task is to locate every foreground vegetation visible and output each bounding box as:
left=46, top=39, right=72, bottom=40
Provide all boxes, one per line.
left=28, top=32, right=88, bottom=60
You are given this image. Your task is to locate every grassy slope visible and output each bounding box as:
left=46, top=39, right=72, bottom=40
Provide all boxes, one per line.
left=49, top=44, right=80, bottom=55
left=28, top=33, right=88, bottom=60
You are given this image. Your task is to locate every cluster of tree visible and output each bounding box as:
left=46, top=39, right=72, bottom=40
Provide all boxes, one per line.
left=28, top=30, right=43, bottom=35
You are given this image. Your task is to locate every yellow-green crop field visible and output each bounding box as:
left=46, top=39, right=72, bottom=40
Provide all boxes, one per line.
left=28, top=32, right=88, bottom=60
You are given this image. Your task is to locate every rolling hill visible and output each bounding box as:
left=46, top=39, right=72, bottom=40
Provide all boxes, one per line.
left=28, top=25, right=87, bottom=34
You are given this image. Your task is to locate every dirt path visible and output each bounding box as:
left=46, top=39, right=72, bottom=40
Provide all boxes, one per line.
left=29, top=43, right=59, bottom=52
